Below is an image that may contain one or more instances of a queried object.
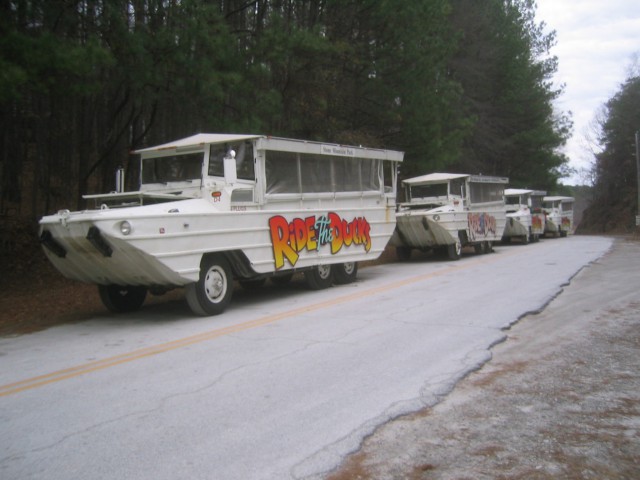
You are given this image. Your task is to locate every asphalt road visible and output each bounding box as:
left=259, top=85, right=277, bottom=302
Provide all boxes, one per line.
left=327, top=236, right=640, bottom=479
left=0, top=235, right=613, bottom=480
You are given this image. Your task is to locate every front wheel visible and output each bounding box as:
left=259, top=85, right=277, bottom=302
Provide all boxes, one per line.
left=447, top=240, right=462, bottom=260
left=333, top=262, right=358, bottom=285
left=304, top=264, right=333, bottom=290
left=186, top=255, right=234, bottom=316
left=98, top=285, right=147, bottom=313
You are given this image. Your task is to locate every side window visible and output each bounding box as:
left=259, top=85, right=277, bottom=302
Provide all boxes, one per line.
left=141, top=153, right=203, bottom=183
left=265, top=151, right=300, bottom=193
left=299, top=155, right=331, bottom=192
left=264, top=150, right=382, bottom=195
left=209, top=145, right=226, bottom=177
left=383, top=160, right=396, bottom=193
left=209, top=142, right=255, bottom=180
left=450, top=178, right=465, bottom=197
left=235, top=141, right=255, bottom=181
left=360, top=159, right=380, bottom=191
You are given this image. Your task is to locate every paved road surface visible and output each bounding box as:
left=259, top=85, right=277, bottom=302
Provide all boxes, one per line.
left=327, top=236, right=640, bottom=479
left=0, top=235, right=613, bottom=479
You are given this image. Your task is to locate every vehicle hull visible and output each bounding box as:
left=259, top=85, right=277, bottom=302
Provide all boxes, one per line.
left=393, top=205, right=506, bottom=249
left=503, top=212, right=531, bottom=238
left=40, top=197, right=396, bottom=286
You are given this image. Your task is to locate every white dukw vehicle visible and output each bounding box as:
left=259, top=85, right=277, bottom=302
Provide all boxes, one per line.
left=39, top=134, right=403, bottom=315
left=391, top=173, right=508, bottom=260
left=542, top=195, right=574, bottom=237
left=502, top=188, right=546, bottom=243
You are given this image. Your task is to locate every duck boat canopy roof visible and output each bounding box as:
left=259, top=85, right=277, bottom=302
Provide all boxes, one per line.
left=505, top=188, right=533, bottom=196
left=133, top=134, right=262, bottom=154
left=543, top=196, right=574, bottom=202
left=403, top=172, right=508, bottom=185
left=133, top=133, right=404, bottom=161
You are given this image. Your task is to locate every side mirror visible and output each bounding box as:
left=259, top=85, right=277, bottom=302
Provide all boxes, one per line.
left=224, top=150, right=237, bottom=184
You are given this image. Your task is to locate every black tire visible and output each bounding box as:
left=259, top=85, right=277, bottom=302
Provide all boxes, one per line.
left=447, top=240, right=462, bottom=260
left=474, top=243, right=483, bottom=254
left=271, top=273, right=294, bottom=286
left=521, top=234, right=529, bottom=245
left=333, top=262, right=358, bottom=285
left=98, top=285, right=147, bottom=313
left=304, top=264, right=333, bottom=290
left=186, top=255, right=234, bottom=316
left=396, top=246, right=412, bottom=261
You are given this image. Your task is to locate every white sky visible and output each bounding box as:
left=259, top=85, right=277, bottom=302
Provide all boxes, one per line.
left=535, top=0, right=640, bottom=185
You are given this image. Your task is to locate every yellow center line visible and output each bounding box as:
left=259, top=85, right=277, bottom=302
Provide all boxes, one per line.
left=0, top=251, right=516, bottom=397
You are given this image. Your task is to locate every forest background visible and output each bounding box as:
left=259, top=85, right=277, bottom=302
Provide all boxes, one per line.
left=0, top=0, right=638, bottom=284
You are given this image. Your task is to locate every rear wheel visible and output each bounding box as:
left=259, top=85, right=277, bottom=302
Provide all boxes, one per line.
left=333, top=262, right=358, bottom=285
left=304, top=264, right=333, bottom=290
left=98, top=285, right=147, bottom=313
left=447, top=240, right=462, bottom=260
left=186, top=255, right=233, bottom=316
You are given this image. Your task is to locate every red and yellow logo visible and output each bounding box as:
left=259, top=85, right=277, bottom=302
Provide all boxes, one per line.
left=269, top=213, right=371, bottom=269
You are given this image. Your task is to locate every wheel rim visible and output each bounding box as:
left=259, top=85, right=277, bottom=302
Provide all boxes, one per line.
left=204, top=265, right=228, bottom=303
left=318, top=264, right=331, bottom=280
left=342, top=263, right=355, bottom=275
left=455, top=241, right=461, bottom=256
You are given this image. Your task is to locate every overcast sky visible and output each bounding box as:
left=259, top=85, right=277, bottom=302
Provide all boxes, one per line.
left=535, top=0, right=640, bottom=184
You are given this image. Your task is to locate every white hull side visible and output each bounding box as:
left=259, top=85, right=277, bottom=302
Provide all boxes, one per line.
left=40, top=197, right=396, bottom=286
left=394, top=205, right=506, bottom=249
left=561, top=214, right=574, bottom=233
left=503, top=210, right=532, bottom=238
left=544, top=214, right=561, bottom=234
left=531, top=213, right=545, bottom=235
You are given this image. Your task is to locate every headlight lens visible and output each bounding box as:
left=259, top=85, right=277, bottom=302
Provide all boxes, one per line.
left=120, top=221, right=132, bottom=235
left=433, top=214, right=440, bottom=221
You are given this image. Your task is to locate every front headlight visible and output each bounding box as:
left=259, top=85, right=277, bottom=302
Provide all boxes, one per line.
left=433, top=214, right=440, bottom=221
left=120, top=221, right=132, bottom=235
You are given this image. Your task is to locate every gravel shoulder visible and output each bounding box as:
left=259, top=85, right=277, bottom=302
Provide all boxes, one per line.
left=326, top=236, right=640, bottom=479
